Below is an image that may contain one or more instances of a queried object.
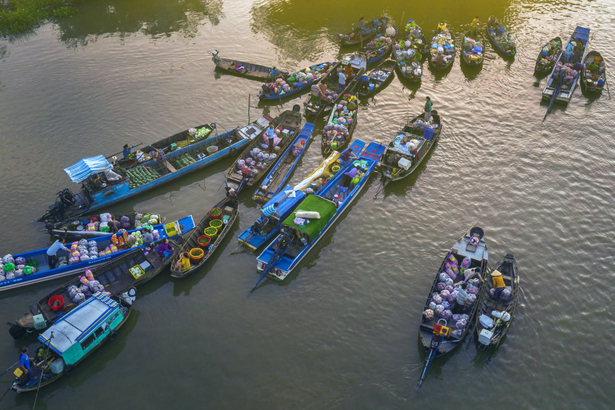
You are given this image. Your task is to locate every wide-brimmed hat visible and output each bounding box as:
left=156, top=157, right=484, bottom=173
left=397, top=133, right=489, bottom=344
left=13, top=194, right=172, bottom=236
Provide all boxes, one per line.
left=491, top=270, right=502, bottom=277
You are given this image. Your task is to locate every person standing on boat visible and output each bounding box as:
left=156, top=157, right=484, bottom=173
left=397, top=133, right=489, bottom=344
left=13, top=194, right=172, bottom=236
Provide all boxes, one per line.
left=487, top=15, right=497, bottom=29
left=46, top=238, right=68, bottom=270
left=19, top=347, right=37, bottom=382
left=261, top=202, right=279, bottom=218
left=265, top=124, right=276, bottom=153
left=337, top=68, right=346, bottom=93
left=453, top=283, right=468, bottom=314
left=269, top=66, right=281, bottom=80
left=491, top=270, right=506, bottom=300
left=424, top=96, right=433, bottom=122
left=471, top=16, right=480, bottom=35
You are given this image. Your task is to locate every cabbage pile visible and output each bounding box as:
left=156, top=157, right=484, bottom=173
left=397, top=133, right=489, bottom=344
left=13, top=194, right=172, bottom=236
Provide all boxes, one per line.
left=1, top=254, right=39, bottom=282
left=322, top=94, right=357, bottom=151
left=262, top=63, right=332, bottom=97
left=236, top=147, right=277, bottom=178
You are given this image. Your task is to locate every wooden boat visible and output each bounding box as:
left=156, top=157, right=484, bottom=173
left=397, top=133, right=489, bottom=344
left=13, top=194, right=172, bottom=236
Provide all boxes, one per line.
left=45, top=211, right=164, bottom=239
left=418, top=226, right=488, bottom=387
left=11, top=292, right=134, bottom=393
left=321, top=92, right=358, bottom=156
left=461, top=26, right=485, bottom=67
left=357, top=60, right=396, bottom=98
left=170, top=195, right=239, bottom=278
left=37, top=115, right=273, bottom=223
left=362, top=34, right=393, bottom=65
left=428, top=26, right=456, bottom=71
left=258, top=63, right=335, bottom=101
left=535, top=37, right=563, bottom=75
left=9, top=240, right=179, bottom=338
left=225, top=108, right=303, bottom=192
left=581, top=51, right=606, bottom=96
left=253, top=123, right=315, bottom=204
left=379, top=110, right=442, bottom=186
left=339, top=17, right=389, bottom=46
left=542, top=26, right=590, bottom=106
left=0, top=216, right=194, bottom=293
left=211, top=50, right=287, bottom=82
left=393, top=19, right=427, bottom=83
left=486, top=22, right=516, bottom=57
left=303, top=54, right=367, bottom=120
left=239, top=140, right=366, bottom=251
left=476, top=253, right=520, bottom=351
left=253, top=141, right=385, bottom=289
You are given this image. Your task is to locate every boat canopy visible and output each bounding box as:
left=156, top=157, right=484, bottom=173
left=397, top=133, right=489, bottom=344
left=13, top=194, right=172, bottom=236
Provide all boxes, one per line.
left=282, top=195, right=337, bottom=242
left=39, top=292, right=119, bottom=355
left=64, top=155, right=113, bottom=183
left=268, top=185, right=306, bottom=216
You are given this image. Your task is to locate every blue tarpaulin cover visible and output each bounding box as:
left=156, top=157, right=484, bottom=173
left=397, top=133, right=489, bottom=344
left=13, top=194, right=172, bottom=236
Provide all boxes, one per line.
left=64, top=155, right=112, bottom=183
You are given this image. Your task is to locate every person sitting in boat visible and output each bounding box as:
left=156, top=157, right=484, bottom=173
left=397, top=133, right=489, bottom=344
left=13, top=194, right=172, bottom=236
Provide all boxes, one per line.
left=299, top=232, right=310, bottom=247
left=156, top=238, right=174, bottom=259
left=261, top=202, right=279, bottom=219
left=142, top=228, right=154, bottom=245
left=343, top=62, right=355, bottom=82
left=491, top=269, right=506, bottom=300
left=175, top=252, right=191, bottom=272
left=87, top=174, right=104, bottom=191
left=359, top=74, right=370, bottom=93
left=109, top=216, right=122, bottom=233
left=433, top=52, right=445, bottom=66
left=269, top=66, right=282, bottom=80
left=123, top=144, right=135, bottom=159
left=487, top=15, right=497, bottom=28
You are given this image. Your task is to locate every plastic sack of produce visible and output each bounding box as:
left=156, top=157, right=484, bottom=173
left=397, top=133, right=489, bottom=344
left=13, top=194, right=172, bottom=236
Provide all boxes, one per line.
left=455, top=319, right=468, bottom=329
left=3, top=255, right=14, bottom=264
left=14, top=256, right=26, bottom=265
left=121, top=215, right=130, bottom=224
left=3, top=263, right=15, bottom=272
left=0, top=274, right=4, bottom=281
left=445, top=267, right=457, bottom=280
left=444, top=277, right=453, bottom=286
left=467, top=284, right=479, bottom=295
left=23, top=266, right=33, bottom=275
left=100, top=213, right=112, bottom=222
left=450, top=289, right=459, bottom=303
left=438, top=272, right=449, bottom=282
left=467, top=278, right=480, bottom=287
left=499, top=286, right=512, bottom=301
left=6, top=272, right=14, bottom=279
left=441, top=300, right=450, bottom=310
left=431, top=293, right=443, bottom=304
left=78, top=239, right=87, bottom=247
left=429, top=301, right=437, bottom=310
left=440, top=289, right=451, bottom=300
left=450, top=329, right=463, bottom=338
left=441, top=309, right=452, bottom=320
left=73, top=292, right=85, bottom=303
left=423, top=309, right=434, bottom=320
left=14, top=269, right=24, bottom=278
left=466, top=294, right=477, bottom=305
left=445, top=285, right=454, bottom=293
left=436, top=282, right=446, bottom=291
left=435, top=304, right=445, bottom=316
left=68, top=257, right=80, bottom=265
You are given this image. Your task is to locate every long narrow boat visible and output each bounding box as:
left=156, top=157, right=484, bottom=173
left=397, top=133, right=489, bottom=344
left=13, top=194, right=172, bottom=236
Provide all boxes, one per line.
left=541, top=26, right=590, bottom=105
left=362, top=34, right=393, bottom=65
left=486, top=22, right=516, bottom=57
left=393, top=19, right=427, bottom=83
left=10, top=240, right=178, bottom=338
left=428, top=25, right=456, bottom=71
left=357, top=60, right=396, bottom=98
left=45, top=211, right=164, bottom=239
left=10, top=291, right=134, bottom=393
left=37, top=115, right=273, bottom=223
left=581, top=51, right=606, bottom=96
left=338, top=17, right=389, bottom=46
left=379, top=110, right=442, bottom=186
left=253, top=123, right=315, bottom=203
left=211, top=50, right=287, bottom=82
left=0, top=215, right=194, bottom=293
left=238, top=140, right=366, bottom=251
left=535, top=37, right=562, bottom=75
left=254, top=141, right=385, bottom=287
left=225, top=108, right=303, bottom=192
left=321, top=92, right=359, bottom=155
left=170, top=194, right=239, bottom=278
left=258, top=63, right=335, bottom=102
left=303, top=54, right=367, bottom=120
left=476, top=253, right=520, bottom=352
left=418, top=226, right=488, bottom=387
left=461, top=26, right=485, bottom=67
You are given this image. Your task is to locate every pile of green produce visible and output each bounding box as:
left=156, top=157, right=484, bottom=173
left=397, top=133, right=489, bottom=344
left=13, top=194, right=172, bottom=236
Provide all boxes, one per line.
left=127, top=166, right=161, bottom=189
left=172, top=154, right=197, bottom=170
left=195, top=127, right=212, bottom=139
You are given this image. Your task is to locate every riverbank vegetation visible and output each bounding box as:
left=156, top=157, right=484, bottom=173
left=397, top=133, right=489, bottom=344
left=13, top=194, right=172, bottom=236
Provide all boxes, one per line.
left=0, top=0, right=81, bottom=35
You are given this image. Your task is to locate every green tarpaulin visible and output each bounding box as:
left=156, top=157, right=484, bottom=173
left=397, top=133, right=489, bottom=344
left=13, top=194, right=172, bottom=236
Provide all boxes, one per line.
left=282, top=195, right=337, bottom=241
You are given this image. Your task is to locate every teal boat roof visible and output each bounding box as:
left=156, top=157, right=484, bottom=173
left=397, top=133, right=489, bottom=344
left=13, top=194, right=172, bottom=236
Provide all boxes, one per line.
left=39, top=293, right=119, bottom=355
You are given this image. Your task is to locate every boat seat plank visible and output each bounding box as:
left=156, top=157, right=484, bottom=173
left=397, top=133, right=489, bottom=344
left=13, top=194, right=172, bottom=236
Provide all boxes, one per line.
left=163, top=160, right=177, bottom=174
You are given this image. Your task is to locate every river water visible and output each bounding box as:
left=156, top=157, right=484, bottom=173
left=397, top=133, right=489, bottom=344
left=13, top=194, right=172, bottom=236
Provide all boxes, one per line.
left=1, top=0, right=614, bottom=408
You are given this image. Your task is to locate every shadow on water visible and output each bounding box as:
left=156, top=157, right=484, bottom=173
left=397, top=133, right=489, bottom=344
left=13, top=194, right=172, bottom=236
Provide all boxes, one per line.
left=460, top=60, right=484, bottom=81
left=172, top=218, right=242, bottom=296
left=54, top=0, right=225, bottom=45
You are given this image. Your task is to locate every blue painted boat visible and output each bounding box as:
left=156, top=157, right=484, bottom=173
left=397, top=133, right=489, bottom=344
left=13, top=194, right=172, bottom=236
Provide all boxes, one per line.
left=253, top=123, right=315, bottom=203
left=339, top=16, right=389, bottom=47
left=37, top=115, right=274, bottom=223
left=11, top=291, right=135, bottom=393
left=225, top=109, right=303, bottom=192
left=542, top=26, right=590, bottom=105
left=254, top=141, right=385, bottom=285
left=239, top=140, right=366, bottom=252
left=361, top=28, right=395, bottom=65
left=0, top=215, right=194, bottom=292
left=486, top=22, right=516, bottom=57
left=258, top=63, right=335, bottom=101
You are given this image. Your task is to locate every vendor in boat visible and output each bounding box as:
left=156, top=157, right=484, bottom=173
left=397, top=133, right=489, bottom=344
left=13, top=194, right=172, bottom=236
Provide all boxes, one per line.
left=491, top=270, right=506, bottom=300
left=261, top=202, right=279, bottom=218
left=424, top=96, right=433, bottom=121
left=46, top=238, right=68, bottom=270
left=19, top=347, right=37, bottom=382
left=437, top=22, right=447, bottom=33
left=337, top=68, right=346, bottom=93
left=174, top=252, right=191, bottom=272
left=341, top=165, right=360, bottom=188
left=343, top=62, right=355, bottom=82
left=109, top=216, right=122, bottom=233
left=359, top=74, right=369, bottom=93
left=453, top=283, right=468, bottom=314
left=150, top=148, right=165, bottom=162
left=156, top=238, right=174, bottom=259
left=265, top=124, right=276, bottom=153
left=269, top=66, right=282, bottom=80
left=433, top=52, right=445, bottom=67
left=123, top=144, right=135, bottom=159
left=340, top=147, right=358, bottom=164
left=142, top=228, right=154, bottom=244
left=487, top=15, right=497, bottom=28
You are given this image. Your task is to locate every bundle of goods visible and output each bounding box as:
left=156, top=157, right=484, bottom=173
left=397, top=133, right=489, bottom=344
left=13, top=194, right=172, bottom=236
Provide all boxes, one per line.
left=395, top=39, right=423, bottom=66
left=127, top=166, right=161, bottom=189
left=391, top=134, right=422, bottom=155
left=463, top=37, right=483, bottom=60
left=409, top=118, right=437, bottom=131
left=66, top=269, right=109, bottom=304
left=322, top=94, right=357, bottom=151
left=430, top=31, right=455, bottom=66
left=235, top=126, right=291, bottom=177
left=190, top=126, right=212, bottom=139
left=230, top=63, right=247, bottom=73
left=585, top=55, right=605, bottom=89
left=263, top=63, right=332, bottom=97
left=422, top=253, right=478, bottom=338
left=552, top=61, right=582, bottom=90
left=134, top=213, right=159, bottom=230
left=66, top=239, right=102, bottom=264
left=536, top=40, right=562, bottom=71
left=365, top=35, right=393, bottom=57
left=172, top=153, right=197, bottom=170
left=489, top=286, right=513, bottom=301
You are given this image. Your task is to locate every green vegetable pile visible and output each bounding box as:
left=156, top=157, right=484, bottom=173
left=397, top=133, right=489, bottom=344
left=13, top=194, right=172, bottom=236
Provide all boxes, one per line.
left=195, top=127, right=212, bottom=139
left=127, top=166, right=161, bottom=189
left=172, top=154, right=197, bottom=169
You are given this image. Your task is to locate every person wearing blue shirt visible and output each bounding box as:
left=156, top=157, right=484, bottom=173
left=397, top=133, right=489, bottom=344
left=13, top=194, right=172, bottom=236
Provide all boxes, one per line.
left=123, top=144, right=135, bottom=159
left=359, top=75, right=370, bottom=93
left=19, top=347, right=36, bottom=381
left=265, top=124, right=276, bottom=152
left=269, top=66, right=281, bottom=80
left=46, top=239, right=68, bottom=269
left=262, top=202, right=279, bottom=218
